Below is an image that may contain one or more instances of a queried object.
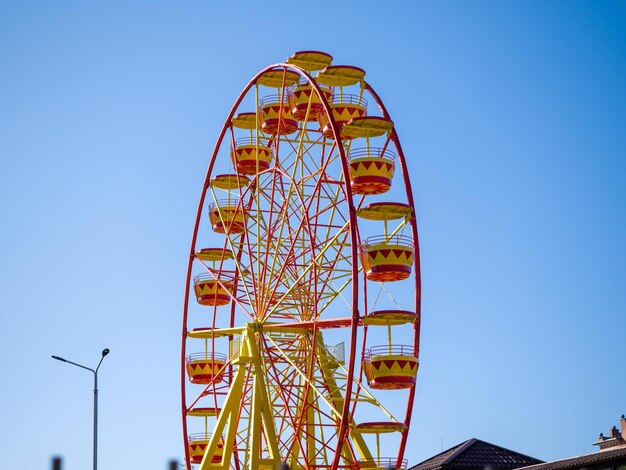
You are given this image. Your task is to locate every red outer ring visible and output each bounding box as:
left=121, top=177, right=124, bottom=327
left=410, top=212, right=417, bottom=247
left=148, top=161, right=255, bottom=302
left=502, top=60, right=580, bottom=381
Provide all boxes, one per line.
left=364, top=81, right=422, bottom=468
left=180, top=65, right=420, bottom=470
left=181, top=62, right=359, bottom=470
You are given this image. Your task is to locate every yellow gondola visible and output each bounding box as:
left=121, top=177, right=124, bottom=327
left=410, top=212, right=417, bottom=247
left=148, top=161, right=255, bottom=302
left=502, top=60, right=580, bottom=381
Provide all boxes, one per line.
left=258, top=94, right=299, bottom=135
left=316, top=65, right=367, bottom=138
left=363, top=345, right=419, bottom=390
left=349, top=148, right=395, bottom=195
left=318, top=94, right=367, bottom=138
left=354, top=423, right=408, bottom=469
left=193, top=274, right=233, bottom=306
left=361, top=235, right=414, bottom=282
left=290, top=81, right=332, bottom=121
left=231, top=138, right=273, bottom=175
left=188, top=433, right=224, bottom=464
left=185, top=352, right=227, bottom=384
left=208, top=199, right=248, bottom=234
left=358, top=202, right=414, bottom=281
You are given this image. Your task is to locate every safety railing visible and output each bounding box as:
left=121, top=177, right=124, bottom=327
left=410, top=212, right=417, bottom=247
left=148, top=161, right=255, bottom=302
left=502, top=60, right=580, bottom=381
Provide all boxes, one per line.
left=258, top=93, right=294, bottom=107
left=193, top=272, right=235, bottom=284
left=186, top=352, right=228, bottom=363
left=365, top=345, right=416, bottom=360
left=355, top=457, right=408, bottom=469
left=330, top=94, right=367, bottom=107
left=233, top=137, right=271, bottom=147
left=363, top=235, right=413, bottom=249
left=349, top=147, right=396, bottom=162
left=208, top=199, right=243, bottom=212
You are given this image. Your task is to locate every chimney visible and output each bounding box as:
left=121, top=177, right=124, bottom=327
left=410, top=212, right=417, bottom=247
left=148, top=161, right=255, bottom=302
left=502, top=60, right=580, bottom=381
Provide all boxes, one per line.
left=593, top=415, right=626, bottom=451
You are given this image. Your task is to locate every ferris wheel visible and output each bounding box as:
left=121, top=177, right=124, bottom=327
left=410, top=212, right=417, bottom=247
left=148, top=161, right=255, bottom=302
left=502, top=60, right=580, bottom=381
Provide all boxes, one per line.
left=181, top=51, right=421, bottom=470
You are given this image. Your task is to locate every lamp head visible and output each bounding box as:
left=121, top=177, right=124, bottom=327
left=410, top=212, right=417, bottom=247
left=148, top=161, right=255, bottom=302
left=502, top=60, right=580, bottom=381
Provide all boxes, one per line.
left=51, top=355, right=67, bottom=362
left=102, top=348, right=110, bottom=357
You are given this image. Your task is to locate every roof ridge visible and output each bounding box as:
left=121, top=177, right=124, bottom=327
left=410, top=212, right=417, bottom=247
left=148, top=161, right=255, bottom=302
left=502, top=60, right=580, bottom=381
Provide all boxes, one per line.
left=518, top=446, right=626, bottom=470
left=470, top=438, right=544, bottom=464
left=409, top=437, right=543, bottom=470
left=409, top=439, right=473, bottom=470
left=440, top=438, right=479, bottom=466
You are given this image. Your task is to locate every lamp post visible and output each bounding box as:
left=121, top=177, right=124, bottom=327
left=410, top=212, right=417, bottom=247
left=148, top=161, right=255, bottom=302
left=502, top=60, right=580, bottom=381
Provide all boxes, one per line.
left=52, top=348, right=110, bottom=470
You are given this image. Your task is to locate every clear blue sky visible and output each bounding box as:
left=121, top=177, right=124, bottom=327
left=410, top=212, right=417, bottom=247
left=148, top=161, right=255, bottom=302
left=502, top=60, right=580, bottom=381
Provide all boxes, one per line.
left=1, top=1, right=625, bottom=469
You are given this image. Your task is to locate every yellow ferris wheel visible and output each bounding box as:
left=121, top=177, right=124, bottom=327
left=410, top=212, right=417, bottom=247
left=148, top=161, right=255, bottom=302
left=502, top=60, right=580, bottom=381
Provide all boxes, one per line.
left=181, top=51, right=421, bottom=470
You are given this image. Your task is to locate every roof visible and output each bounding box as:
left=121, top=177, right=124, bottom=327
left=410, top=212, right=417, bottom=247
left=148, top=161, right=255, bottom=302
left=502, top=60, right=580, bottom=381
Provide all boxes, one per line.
left=410, top=439, right=543, bottom=470
left=517, top=445, right=626, bottom=470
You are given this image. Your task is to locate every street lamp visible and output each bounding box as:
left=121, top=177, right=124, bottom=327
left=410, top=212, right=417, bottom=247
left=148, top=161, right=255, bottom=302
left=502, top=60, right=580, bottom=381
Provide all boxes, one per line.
left=52, top=348, right=110, bottom=470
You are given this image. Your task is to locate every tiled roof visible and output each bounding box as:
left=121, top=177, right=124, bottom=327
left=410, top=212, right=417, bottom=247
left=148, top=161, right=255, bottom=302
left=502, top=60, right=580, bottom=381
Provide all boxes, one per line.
left=410, top=440, right=470, bottom=470
left=410, top=439, right=543, bottom=470
left=517, top=445, right=626, bottom=470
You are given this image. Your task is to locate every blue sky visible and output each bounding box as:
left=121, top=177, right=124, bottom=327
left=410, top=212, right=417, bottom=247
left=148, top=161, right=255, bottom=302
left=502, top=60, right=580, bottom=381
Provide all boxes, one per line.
left=1, top=1, right=625, bottom=469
